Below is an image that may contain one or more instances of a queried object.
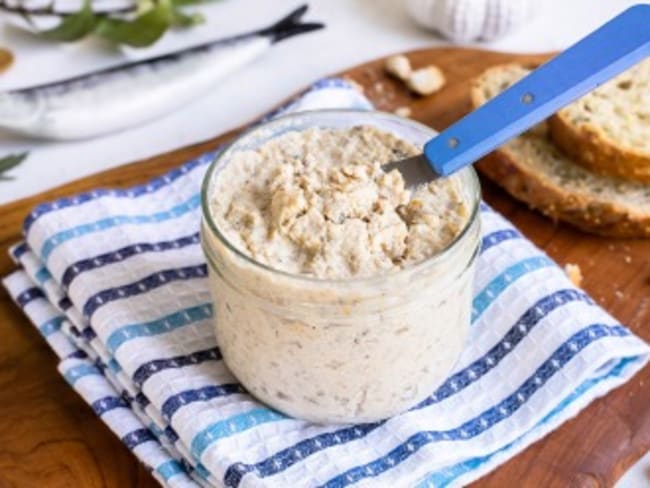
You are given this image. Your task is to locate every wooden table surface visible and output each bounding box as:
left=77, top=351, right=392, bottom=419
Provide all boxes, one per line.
left=0, top=47, right=648, bottom=487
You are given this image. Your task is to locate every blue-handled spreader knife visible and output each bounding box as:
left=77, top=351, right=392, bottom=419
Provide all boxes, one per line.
left=386, top=4, right=650, bottom=186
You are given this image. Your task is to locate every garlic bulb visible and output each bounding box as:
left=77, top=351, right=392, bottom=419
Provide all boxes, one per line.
left=405, top=0, right=539, bottom=42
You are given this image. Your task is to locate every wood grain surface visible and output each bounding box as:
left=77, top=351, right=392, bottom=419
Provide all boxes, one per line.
left=0, top=47, right=648, bottom=488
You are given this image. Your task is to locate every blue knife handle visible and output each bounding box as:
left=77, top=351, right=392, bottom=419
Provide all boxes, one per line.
left=424, top=4, right=650, bottom=177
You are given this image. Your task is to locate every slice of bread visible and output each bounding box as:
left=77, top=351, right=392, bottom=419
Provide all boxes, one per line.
left=470, top=64, right=650, bottom=238
left=549, top=58, right=650, bottom=182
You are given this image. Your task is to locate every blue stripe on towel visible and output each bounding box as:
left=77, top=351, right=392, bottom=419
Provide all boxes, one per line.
left=156, top=459, right=185, bottom=481
left=63, top=363, right=102, bottom=385
left=35, top=266, right=52, bottom=284
left=191, top=408, right=286, bottom=460
left=39, top=193, right=201, bottom=262
left=471, top=256, right=553, bottom=322
left=60, top=232, right=201, bottom=289
left=162, top=383, right=245, bottom=422
left=15, top=286, right=45, bottom=307
left=222, top=289, right=594, bottom=487
left=38, top=316, right=64, bottom=336
left=106, top=302, right=213, bottom=354
left=417, top=356, right=638, bottom=488
left=107, top=358, right=122, bottom=373
left=194, top=462, right=212, bottom=480
left=82, top=264, right=208, bottom=319
left=148, top=422, right=166, bottom=439
left=24, top=154, right=214, bottom=233
left=318, top=324, right=628, bottom=488
left=132, top=347, right=221, bottom=388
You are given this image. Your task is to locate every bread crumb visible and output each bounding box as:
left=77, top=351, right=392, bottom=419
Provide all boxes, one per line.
left=0, top=48, right=13, bottom=74
left=615, top=290, right=624, bottom=299
left=564, top=263, right=583, bottom=287
left=407, top=66, right=446, bottom=96
left=624, top=255, right=632, bottom=263
left=385, top=55, right=412, bottom=80
left=394, top=106, right=412, bottom=118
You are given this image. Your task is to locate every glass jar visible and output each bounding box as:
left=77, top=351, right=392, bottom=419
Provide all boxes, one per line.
left=201, top=110, right=481, bottom=424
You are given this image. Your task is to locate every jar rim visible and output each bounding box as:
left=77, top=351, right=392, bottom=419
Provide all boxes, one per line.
left=200, top=109, right=481, bottom=286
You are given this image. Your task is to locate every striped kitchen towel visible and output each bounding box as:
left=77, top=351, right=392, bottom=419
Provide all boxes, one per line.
left=3, top=78, right=649, bottom=488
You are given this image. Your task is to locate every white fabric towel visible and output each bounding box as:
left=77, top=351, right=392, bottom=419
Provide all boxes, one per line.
left=3, top=78, right=648, bottom=488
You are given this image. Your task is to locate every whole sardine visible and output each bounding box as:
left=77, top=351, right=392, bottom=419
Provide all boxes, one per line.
left=0, top=4, right=323, bottom=140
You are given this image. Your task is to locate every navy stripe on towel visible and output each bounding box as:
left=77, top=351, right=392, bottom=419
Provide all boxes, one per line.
left=82, top=264, right=208, bottom=319
left=224, top=423, right=383, bottom=487
left=15, top=287, right=45, bottom=307
left=66, top=350, right=88, bottom=359
left=81, top=325, right=97, bottom=341
left=135, top=392, right=151, bottom=409
left=12, top=242, right=29, bottom=259
left=162, top=384, right=245, bottom=422
left=122, top=428, right=156, bottom=450
left=165, top=426, right=180, bottom=443
left=61, top=232, right=201, bottom=289
left=133, top=347, right=221, bottom=388
left=479, top=229, right=520, bottom=254
left=58, top=297, right=73, bottom=311
left=92, top=395, right=129, bottom=416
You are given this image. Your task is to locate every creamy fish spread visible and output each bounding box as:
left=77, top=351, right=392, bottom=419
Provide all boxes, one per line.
left=211, top=126, right=469, bottom=279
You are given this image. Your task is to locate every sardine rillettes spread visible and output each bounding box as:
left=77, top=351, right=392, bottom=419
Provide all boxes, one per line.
left=203, top=124, right=478, bottom=423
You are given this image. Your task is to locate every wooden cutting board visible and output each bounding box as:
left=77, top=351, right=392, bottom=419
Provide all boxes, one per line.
left=0, top=47, right=648, bottom=488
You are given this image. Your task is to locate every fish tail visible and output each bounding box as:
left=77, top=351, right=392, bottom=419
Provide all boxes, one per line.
left=258, top=4, right=325, bottom=43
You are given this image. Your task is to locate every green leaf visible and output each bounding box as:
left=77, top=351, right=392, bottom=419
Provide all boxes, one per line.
left=95, top=0, right=173, bottom=48
left=171, top=7, right=204, bottom=26
left=40, top=0, right=97, bottom=42
left=0, top=152, right=28, bottom=180
left=171, top=0, right=210, bottom=7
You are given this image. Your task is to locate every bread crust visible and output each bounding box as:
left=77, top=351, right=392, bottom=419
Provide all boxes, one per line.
left=469, top=64, right=650, bottom=238
left=549, top=113, right=650, bottom=183
left=476, top=150, right=650, bottom=238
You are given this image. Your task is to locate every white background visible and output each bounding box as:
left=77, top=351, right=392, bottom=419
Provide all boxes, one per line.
left=0, top=0, right=648, bottom=484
